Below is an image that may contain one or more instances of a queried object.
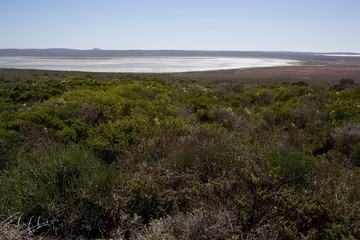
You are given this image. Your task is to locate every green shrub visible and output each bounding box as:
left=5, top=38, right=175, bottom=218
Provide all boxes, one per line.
left=0, top=129, right=20, bottom=171
left=323, top=87, right=360, bottom=123
left=2, top=70, right=360, bottom=239
left=331, top=78, right=358, bottom=91
left=195, top=109, right=217, bottom=123
left=127, top=175, right=179, bottom=224
left=273, top=85, right=313, bottom=102
left=0, top=144, right=118, bottom=238
left=273, top=188, right=333, bottom=239
left=262, top=97, right=301, bottom=127
left=9, top=80, right=64, bottom=103
left=351, top=143, right=360, bottom=166
left=162, top=144, right=240, bottom=182
left=264, top=148, right=318, bottom=185
left=86, top=117, right=148, bottom=155
left=188, top=96, right=215, bottom=112
left=58, top=126, right=77, bottom=142
left=243, top=88, right=274, bottom=106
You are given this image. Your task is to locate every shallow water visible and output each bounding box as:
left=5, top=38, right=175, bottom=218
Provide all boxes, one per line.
left=0, top=56, right=299, bottom=73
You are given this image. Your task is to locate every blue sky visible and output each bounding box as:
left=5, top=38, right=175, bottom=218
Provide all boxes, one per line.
left=1, top=0, right=359, bottom=52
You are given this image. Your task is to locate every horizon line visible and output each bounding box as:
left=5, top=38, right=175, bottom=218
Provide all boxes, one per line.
left=1, top=48, right=360, bottom=54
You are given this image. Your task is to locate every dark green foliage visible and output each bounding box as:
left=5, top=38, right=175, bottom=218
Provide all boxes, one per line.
left=273, top=189, right=333, bottom=239
left=264, top=148, right=318, bottom=185
left=163, top=144, right=240, bottom=182
left=352, top=143, right=360, bottom=166
left=0, top=70, right=359, bottom=239
left=86, top=117, right=148, bottom=159
left=0, top=144, right=118, bottom=238
left=195, top=109, right=217, bottom=123
left=10, top=79, right=65, bottom=103
left=331, top=78, right=358, bottom=91
left=323, top=87, right=360, bottom=123
left=0, top=129, right=19, bottom=171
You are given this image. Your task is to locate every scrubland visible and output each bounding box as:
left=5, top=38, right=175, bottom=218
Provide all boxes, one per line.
left=0, top=69, right=359, bottom=239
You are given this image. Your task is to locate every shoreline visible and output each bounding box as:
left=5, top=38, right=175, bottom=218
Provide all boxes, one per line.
left=0, top=56, right=300, bottom=73
left=1, top=61, right=360, bottom=88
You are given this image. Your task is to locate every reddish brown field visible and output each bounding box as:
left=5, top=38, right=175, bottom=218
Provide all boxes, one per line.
left=175, top=62, right=360, bottom=85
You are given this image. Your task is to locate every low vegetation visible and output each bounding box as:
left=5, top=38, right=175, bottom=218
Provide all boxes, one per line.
left=0, top=69, right=359, bottom=239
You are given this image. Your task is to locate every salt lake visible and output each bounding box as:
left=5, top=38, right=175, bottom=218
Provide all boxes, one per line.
left=0, top=56, right=300, bottom=73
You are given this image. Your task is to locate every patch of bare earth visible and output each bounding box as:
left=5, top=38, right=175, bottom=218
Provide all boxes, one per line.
left=175, top=62, right=360, bottom=84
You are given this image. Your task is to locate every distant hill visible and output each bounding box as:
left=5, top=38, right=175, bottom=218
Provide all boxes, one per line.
left=0, top=48, right=359, bottom=62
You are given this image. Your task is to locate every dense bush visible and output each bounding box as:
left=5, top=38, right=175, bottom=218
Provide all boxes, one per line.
left=0, top=144, right=118, bottom=238
left=0, top=70, right=359, bottom=239
left=263, top=148, right=318, bottom=185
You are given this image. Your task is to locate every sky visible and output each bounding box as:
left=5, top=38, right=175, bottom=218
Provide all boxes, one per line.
left=1, top=0, right=359, bottom=52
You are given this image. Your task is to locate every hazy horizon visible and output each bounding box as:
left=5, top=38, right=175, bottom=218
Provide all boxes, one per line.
left=1, top=48, right=360, bottom=54
left=1, top=0, right=359, bottom=53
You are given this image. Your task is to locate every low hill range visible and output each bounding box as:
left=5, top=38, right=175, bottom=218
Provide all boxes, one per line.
left=0, top=48, right=360, bottom=62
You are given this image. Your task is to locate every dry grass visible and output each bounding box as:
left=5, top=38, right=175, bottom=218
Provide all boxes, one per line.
left=132, top=210, right=238, bottom=240
left=0, top=213, right=51, bottom=240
